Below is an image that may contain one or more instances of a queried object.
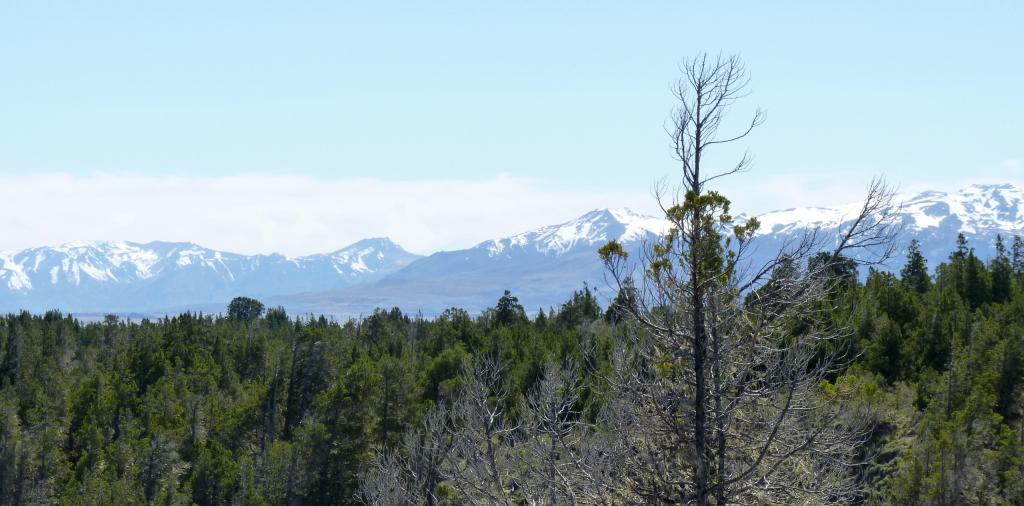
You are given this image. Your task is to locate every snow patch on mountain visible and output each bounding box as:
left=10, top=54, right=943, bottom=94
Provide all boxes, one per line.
left=485, top=208, right=668, bottom=257
left=331, top=247, right=377, bottom=273
left=0, top=252, right=31, bottom=291
left=609, top=207, right=672, bottom=242
left=901, top=183, right=1023, bottom=233
left=754, top=183, right=1024, bottom=236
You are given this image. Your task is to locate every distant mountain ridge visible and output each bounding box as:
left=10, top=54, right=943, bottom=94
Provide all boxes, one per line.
left=275, top=208, right=668, bottom=316
left=267, top=183, right=1024, bottom=317
left=752, top=183, right=1023, bottom=268
left=0, top=238, right=421, bottom=312
left=756, top=183, right=1022, bottom=235
left=1, top=182, right=1021, bottom=317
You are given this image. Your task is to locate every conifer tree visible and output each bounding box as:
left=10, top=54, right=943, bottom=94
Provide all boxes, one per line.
left=534, top=307, right=548, bottom=328
left=954, top=233, right=969, bottom=261
left=992, top=235, right=1013, bottom=303
left=1012, top=235, right=1024, bottom=280
left=900, top=238, right=931, bottom=294
left=493, top=290, right=527, bottom=327
left=964, top=249, right=991, bottom=310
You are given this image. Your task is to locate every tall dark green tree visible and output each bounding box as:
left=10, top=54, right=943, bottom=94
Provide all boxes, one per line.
left=283, top=327, right=331, bottom=439
left=992, top=235, right=1014, bottom=304
left=964, top=249, right=991, bottom=310
left=555, top=285, right=601, bottom=329
left=954, top=233, right=969, bottom=261
left=227, top=297, right=265, bottom=322
left=493, top=290, right=527, bottom=327
left=1013, top=235, right=1024, bottom=280
left=900, top=238, right=931, bottom=294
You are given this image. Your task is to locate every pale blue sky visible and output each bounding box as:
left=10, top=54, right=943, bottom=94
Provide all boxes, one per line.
left=0, top=2, right=1021, bottom=254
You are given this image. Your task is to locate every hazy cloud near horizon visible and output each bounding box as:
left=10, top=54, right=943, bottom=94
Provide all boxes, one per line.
left=1, top=171, right=1015, bottom=256
left=0, top=173, right=652, bottom=256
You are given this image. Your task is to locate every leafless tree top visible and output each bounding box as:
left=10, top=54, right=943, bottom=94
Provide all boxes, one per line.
left=671, top=53, right=765, bottom=193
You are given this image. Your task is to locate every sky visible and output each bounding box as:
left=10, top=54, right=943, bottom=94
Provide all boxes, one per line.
left=0, top=1, right=1021, bottom=255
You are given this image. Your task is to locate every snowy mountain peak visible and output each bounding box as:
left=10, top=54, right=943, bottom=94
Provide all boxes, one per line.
left=327, top=237, right=399, bottom=253
left=755, top=183, right=1024, bottom=236
left=318, top=238, right=419, bottom=275
left=484, top=207, right=667, bottom=257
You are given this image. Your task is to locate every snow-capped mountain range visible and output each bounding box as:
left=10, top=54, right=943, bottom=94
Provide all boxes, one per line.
left=753, top=183, right=1023, bottom=267
left=0, top=238, right=420, bottom=312
left=276, top=208, right=669, bottom=316
left=757, top=183, right=1022, bottom=235
left=1, top=183, right=1021, bottom=316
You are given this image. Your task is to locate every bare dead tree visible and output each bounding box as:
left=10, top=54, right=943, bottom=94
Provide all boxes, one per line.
left=441, top=359, right=521, bottom=504
left=360, top=360, right=514, bottom=505
left=361, top=358, right=615, bottom=505
left=598, top=53, right=901, bottom=505
left=360, top=408, right=454, bottom=505
left=511, top=360, right=622, bottom=504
